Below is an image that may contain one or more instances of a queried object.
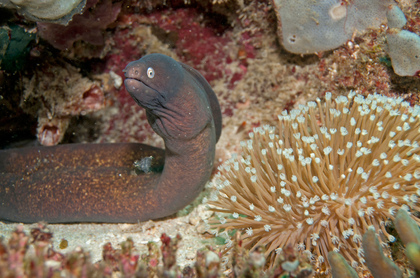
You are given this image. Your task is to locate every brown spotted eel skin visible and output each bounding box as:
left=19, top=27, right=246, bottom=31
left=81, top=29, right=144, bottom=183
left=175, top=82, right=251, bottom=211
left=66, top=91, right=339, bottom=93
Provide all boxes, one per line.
left=0, top=54, right=222, bottom=223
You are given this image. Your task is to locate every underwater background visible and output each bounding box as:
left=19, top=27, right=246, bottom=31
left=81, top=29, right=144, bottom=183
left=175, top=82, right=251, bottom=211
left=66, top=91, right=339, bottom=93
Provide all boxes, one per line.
left=0, top=0, right=420, bottom=277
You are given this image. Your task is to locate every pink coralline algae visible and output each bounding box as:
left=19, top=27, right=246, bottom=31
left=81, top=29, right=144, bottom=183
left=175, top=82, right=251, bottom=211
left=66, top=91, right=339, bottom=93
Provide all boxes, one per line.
left=37, top=0, right=122, bottom=50
left=140, top=6, right=256, bottom=87
left=147, top=8, right=233, bottom=83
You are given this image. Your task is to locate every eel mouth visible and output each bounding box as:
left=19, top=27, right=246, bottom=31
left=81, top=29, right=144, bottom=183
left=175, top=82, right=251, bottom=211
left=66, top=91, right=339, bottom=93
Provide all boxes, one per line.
left=124, top=77, right=158, bottom=95
left=124, top=75, right=161, bottom=109
left=124, top=77, right=144, bottom=92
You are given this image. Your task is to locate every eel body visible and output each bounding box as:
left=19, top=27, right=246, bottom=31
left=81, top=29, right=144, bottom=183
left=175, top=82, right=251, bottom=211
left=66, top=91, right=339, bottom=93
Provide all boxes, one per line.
left=0, top=53, right=221, bottom=223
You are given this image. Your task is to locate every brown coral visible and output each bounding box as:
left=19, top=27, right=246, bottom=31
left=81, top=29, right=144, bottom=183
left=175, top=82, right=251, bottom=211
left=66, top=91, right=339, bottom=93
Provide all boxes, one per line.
left=37, top=0, right=122, bottom=51
left=207, top=91, right=420, bottom=274
left=20, top=61, right=107, bottom=146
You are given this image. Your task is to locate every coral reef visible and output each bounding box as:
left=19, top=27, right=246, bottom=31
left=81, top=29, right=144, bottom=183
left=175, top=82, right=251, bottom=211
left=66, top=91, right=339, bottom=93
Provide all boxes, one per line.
left=0, top=213, right=418, bottom=277
left=0, top=0, right=87, bottom=24
left=272, top=0, right=420, bottom=78
left=299, top=0, right=420, bottom=99
left=1, top=0, right=420, bottom=275
left=314, top=31, right=393, bottom=96
left=207, top=92, right=420, bottom=274
left=0, top=223, right=315, bottom=277
left=0, top=223, right=174, bottom=277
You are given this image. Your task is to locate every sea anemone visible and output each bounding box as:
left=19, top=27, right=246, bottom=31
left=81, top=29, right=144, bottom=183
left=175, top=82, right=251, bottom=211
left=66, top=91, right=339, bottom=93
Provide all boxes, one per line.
left=207, top=91, right=420, bottom=273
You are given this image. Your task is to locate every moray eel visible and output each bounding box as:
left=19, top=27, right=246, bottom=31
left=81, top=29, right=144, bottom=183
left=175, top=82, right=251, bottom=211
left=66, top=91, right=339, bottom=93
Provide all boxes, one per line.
left=0, top=53, right=222, bottom=223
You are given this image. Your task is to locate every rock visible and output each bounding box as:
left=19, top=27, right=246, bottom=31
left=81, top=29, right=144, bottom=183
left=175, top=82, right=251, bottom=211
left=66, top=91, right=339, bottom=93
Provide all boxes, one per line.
left=386, top=29, right=420, bottom=76
left=272, top=0, right=394, bottom=54
left=0, top=0, right=86, bottom=25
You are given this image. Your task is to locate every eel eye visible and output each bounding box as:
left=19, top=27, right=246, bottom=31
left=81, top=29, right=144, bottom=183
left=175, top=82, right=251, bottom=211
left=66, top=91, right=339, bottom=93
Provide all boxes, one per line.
left=147, top=67, right=155, bottom=78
